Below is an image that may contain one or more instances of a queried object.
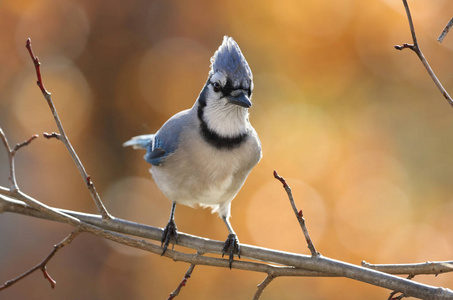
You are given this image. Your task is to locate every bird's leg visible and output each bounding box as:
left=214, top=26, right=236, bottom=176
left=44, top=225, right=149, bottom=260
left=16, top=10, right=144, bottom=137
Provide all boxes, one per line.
left=161, top=201, right=178, bottom=255
left=221, top=216, right=240, bottom=269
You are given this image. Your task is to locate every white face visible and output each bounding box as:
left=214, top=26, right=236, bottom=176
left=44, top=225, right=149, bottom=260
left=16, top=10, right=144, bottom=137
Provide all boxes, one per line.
left=206, top=71, right=228, bottom=106
left=208, top=71, right=252, bottom=103
left=202, top=71, right=250, bottom=138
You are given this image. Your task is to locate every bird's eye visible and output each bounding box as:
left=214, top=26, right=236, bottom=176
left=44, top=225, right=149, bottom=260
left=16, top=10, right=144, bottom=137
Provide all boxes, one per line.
left=212, top=82, right=221, bottom=93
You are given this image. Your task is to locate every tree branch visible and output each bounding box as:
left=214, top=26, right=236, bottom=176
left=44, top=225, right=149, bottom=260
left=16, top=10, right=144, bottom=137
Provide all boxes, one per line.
left=362, top=260, right=453, bottom=276
left=273, top=170, right=319, bottom=257
left=168, top=262, right=197, bottom=299
left=0, top=230, right=80, bottom=290
left=253, top=274, right=275, bottom=300
left=1, top=193, right=453, bottom=300
left=438, top=17, right=453, bottom=43
left=25, top=38, right=112, bottom=221
left=0, top=128, right=38, bottom=192
left=395, top=0, right=453, bottom=107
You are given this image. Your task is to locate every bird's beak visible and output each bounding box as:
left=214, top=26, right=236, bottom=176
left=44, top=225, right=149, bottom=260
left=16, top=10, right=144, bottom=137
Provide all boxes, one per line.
left=227, top=92, right=252, bottom=108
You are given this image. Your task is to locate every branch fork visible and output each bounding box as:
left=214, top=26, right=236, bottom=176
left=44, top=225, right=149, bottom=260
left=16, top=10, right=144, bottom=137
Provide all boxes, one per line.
left=0, top=230, right=80, bottom=291
left=395, top=0, right=453, bottom=106
left=0, top=128, right=39, bottom=193
left=0, top=38, right=116, bottom=291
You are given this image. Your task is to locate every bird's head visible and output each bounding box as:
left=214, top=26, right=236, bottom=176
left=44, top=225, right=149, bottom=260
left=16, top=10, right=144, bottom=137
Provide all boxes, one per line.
left=206, top=36, right=253, bottom=109
left=197, top=36, right=254, bottom=139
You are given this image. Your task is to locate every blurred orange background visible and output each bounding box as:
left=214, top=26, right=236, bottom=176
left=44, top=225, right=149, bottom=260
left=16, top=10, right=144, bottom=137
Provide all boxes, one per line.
left=1, top=0, right=453, bottom=299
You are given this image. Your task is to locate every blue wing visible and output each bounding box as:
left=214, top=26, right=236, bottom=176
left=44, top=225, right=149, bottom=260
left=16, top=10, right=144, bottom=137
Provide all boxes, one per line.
left=144, top=110, right=190, bottom=166
left=144, top=135, right=175, bottom=166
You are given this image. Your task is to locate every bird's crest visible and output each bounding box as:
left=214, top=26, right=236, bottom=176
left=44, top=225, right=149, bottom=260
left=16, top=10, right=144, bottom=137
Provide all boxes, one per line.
left=210, top=36, right=252, bottom=90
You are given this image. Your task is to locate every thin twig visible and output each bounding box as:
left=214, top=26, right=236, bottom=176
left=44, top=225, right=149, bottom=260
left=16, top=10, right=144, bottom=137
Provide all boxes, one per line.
left=438, top=17, right=453, bottom=43
left=273, top=170, right=319, bottom=257
left=25, top=38, right=112, bottom=221
left=168, top=262, right=197, bottom=299
left=252, top=274, right=275, bottom=300
left=0, top=127, right=112, bottom=293
left=43, top=132, right=61, bottom=140
left=0, top=128, right=19, bottom=192
left=395, top=0, right=453, bottom=107
left=0, top=128, right=38, bottom=192
left=13, top=134, right=39, bottom=153
left=0, top=230, right=80, bottom=291
left=362, top=260, right=453, bottom=276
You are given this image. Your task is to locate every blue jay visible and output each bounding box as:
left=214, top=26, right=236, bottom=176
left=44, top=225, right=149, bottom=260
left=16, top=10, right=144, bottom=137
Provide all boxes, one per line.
left=123, top=36, right=261, bottom=268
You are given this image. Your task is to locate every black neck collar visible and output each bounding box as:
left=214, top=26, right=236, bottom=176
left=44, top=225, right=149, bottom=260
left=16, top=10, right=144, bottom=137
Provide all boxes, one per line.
left=197, top=86, right=248, bottom=150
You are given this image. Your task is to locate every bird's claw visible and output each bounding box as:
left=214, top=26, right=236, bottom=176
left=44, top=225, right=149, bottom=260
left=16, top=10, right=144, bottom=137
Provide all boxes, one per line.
left=222, top=234, right=241, bottom=269
left=161, top=219, right=178, bottom=255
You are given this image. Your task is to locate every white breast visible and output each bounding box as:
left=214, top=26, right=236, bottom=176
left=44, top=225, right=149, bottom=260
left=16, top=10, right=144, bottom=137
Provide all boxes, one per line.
left=150, top=136, right=259, bottom=207
left=202, top=88, right=250, bottom=138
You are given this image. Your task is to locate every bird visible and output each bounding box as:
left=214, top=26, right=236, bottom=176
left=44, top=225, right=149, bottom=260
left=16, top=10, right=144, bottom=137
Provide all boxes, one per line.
left=123, top=36, right=262, bottom=268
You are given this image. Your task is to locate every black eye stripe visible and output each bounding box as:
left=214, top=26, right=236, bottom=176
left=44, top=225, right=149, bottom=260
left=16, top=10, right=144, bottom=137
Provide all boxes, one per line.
left=209, top=77, right=252, bottom=97
left=221, top=79, right=234, bottom=96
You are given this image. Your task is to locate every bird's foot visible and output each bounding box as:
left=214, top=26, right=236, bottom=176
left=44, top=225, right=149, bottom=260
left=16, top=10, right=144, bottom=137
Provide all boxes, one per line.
left=161, top=219, right=178, bottom=255
left=222, top=234, right=241, bottom=269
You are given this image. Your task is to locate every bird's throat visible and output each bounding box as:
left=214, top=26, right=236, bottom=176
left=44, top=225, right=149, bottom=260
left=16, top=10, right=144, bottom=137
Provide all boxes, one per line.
left=197, top=101, right=249, bottom=149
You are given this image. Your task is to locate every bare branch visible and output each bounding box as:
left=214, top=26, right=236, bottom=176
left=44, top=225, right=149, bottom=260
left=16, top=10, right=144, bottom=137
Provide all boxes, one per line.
left=25, top=38, right=112, bottom=221
left=0, top=128, right=20, bottom=192
left=0, top=192, right=325, bottom=277
left=0, top=128, right=38, bottom=192
left=25, top=39, right=49, bottom=97
left=43, top=132, right=61, bottom=140
left=253, top=274, right=275, bottom=300
left=2, top=193, right=453, bottom=300
left=13, top=134, right=39, bottom=153
left=168, top=262, right=197, bottom=299
left=273, top=170, right=319, bottom=257
left=395, top=0, right=453, bottom=107
left=402, top=0, right=418, bottom=48
left=438, top=17, right=453, bottom=43
left=394, top=43, right=414, bottom=51
left=2, top=185, right=82, bottom=227
left=0, top=230, right=80, bottom=290
left=363, top=260, right=453, bottom=276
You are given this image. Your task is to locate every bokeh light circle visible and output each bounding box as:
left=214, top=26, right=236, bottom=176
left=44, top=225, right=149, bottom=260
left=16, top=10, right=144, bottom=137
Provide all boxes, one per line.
left=247, top=178, right=326, bottom=251
left=12, top=58, right=92, bottom=136
left=138, top=38, right=209, bottom=116
left=15, top=0, right=90, bottom=60
left=102, top=176, right=169, bottom=256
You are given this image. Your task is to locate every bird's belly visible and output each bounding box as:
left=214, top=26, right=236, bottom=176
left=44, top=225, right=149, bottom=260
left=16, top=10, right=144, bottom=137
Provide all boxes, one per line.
left=149, top=129, right=260, bottom=208
left=150, top=158, right=243, bottom=207
left=183, top=174, right=235, bottom=205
